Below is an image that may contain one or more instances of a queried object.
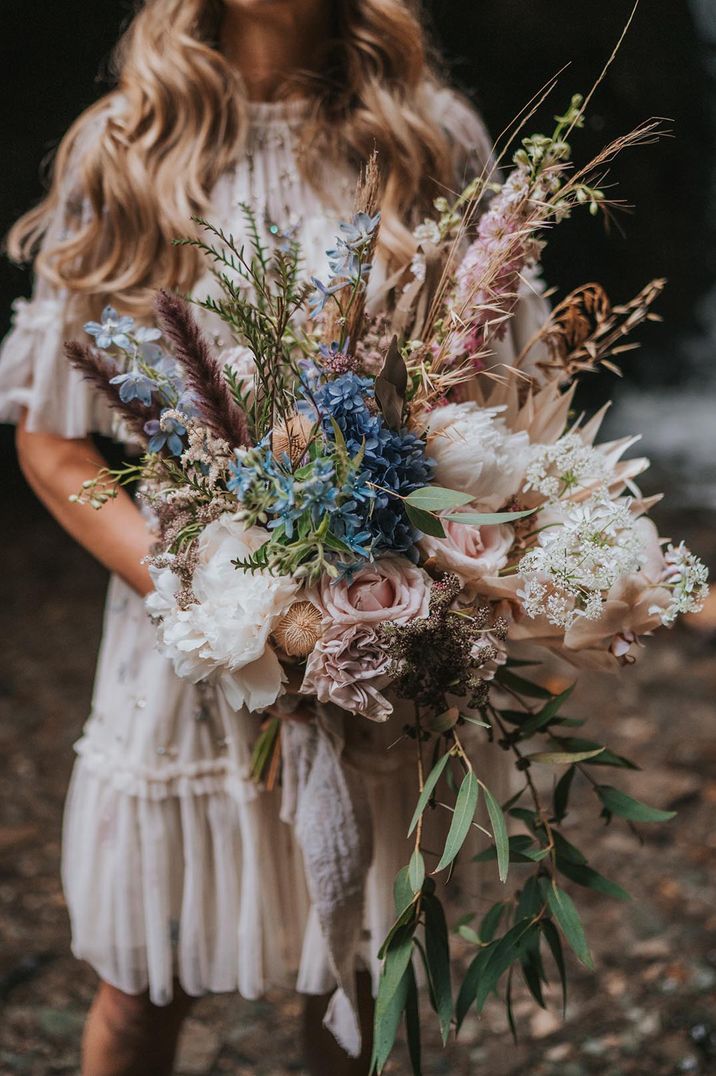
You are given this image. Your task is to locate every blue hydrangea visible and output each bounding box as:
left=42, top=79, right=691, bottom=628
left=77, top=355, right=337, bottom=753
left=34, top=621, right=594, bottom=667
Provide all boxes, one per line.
left=308, top=372, right=434, bottom=557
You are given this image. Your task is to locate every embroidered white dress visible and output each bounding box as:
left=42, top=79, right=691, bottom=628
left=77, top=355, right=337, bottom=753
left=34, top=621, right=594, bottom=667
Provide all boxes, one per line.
left=0, top=96, right=548, bottom=1011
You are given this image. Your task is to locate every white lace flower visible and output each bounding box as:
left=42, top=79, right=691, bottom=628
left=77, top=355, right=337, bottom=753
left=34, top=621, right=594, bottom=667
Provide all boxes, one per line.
left=413, top=219, right=441, bottom=246
left=146, top=513, right=299, bottom=711
left=650, top=542, right=709, bottom=625
left=523, top=433, right=608, bottom=502
left=517, top=497, right=646, bottom=628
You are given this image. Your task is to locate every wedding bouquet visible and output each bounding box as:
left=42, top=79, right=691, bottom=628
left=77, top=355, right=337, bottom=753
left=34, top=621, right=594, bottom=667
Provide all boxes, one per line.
left=67, top=94, right=708, bottom=1069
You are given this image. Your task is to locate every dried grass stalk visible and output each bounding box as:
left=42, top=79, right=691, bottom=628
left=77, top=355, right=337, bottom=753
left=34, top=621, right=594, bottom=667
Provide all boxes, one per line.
left=155, top=290, right=250, bottom=447
left=64, top=340, right=157, bottom=442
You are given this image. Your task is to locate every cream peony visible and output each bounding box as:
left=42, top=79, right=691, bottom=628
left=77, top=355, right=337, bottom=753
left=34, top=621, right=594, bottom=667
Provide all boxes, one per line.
left=419, top=510, right=514, bottom=587
left=146, top=513, right=299, bottom=711
left=425, top=402, right=531, bottom=510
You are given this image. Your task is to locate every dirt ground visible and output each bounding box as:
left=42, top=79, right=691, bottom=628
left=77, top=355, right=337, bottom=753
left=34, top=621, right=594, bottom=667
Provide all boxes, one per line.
left=1, top=459, right=715, bottom=1076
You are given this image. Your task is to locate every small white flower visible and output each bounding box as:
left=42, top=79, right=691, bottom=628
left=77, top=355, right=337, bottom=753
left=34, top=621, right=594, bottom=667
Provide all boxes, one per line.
left=517, top=496, right=646, bottom=628
left=655, top=542, right=709, bottom=625
left=413, top=219, right=441, bottom=246
left=523, top=434, right=608, bottom=502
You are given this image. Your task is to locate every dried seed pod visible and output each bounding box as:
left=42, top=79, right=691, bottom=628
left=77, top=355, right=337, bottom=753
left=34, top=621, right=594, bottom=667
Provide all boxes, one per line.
left=271, top=413, right=315, bottom=467
left=273, top=601, right=323, bottom=657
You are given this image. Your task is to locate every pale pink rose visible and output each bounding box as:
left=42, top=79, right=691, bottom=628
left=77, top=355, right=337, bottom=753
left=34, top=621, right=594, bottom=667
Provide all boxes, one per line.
left=300, top=624, right=393, bottom=721
left=313, top=556, right=431, bottom=628
left=419, top=512, right=514, bottom=586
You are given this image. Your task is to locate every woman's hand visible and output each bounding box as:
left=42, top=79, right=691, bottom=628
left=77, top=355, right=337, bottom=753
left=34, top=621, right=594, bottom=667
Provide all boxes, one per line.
left=16, top=413, right=155, bottom=597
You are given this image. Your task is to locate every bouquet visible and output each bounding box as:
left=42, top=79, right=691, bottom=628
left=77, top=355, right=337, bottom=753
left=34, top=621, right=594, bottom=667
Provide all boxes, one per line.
left=67, top=94, right=708, bottom=1068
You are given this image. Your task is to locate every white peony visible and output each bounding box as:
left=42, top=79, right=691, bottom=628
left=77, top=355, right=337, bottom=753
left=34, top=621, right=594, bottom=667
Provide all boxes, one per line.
left=425, top=403, right=531, bottom=510
left=146, top=514, right=299, bottom=712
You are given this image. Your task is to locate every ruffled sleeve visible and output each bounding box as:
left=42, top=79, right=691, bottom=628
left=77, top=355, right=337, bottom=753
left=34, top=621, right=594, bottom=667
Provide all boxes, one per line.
left=0, top=107, right=119, bottom=438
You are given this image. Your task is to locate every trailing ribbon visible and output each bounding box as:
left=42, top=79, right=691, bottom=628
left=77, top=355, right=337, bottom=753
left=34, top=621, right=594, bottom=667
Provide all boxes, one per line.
left=280, top=710, right=374, bottom=1057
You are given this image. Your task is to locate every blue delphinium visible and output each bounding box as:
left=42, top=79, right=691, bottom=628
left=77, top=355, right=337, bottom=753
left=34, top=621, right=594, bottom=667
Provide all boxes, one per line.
left=143, top=414, right=187, bottom=456
left=83, top=305, right=135, bottom=350
left=309, top=211, right=380, bottom=317
left=109, top=368, right=158, bottom=406
left=308, top=372, right=434, bottom=558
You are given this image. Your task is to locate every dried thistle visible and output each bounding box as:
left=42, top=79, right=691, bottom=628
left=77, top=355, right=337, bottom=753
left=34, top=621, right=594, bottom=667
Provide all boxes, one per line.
left=154, top=290, right=251, bottom=447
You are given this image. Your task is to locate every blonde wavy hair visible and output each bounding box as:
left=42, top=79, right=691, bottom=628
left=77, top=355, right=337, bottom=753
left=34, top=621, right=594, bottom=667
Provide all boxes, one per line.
left=8, top=0, right=483, bottom=316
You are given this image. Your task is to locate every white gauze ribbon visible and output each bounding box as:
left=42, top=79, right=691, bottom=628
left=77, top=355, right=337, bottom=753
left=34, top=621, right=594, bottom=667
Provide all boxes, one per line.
left=280, top=711, right=374, bottom=1058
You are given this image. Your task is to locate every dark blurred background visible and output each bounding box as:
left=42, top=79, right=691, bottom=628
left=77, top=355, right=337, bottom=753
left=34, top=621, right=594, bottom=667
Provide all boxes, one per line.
left=2, top=0, right=715, bottom=497
left=1, top=3, right=715, bottom=1075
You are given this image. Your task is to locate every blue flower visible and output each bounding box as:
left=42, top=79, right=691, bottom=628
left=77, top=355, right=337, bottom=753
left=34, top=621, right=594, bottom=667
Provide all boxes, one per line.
left=307, top=371, right=435, bottom=557
left=308, top=277, right=346, bottom=316
left=84, top=306, right=135, bottom=350
left=135, top=326, right=162, bottom=344
left=143, top=414, right=186, bottom=456
left=340, top=212, right=381, bottom=250
left=110, top=368, right=157, bottom=406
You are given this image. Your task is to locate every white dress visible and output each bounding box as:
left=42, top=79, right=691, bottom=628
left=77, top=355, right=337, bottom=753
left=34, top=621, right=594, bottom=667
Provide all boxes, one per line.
left=0, top=96, right=549, bottom=1011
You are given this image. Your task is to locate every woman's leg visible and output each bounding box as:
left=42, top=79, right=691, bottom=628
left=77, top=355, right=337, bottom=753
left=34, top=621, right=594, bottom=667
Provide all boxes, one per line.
left=81, top=980, right=194, bottom=1076
left=302, top=970, right=374, bottom=1076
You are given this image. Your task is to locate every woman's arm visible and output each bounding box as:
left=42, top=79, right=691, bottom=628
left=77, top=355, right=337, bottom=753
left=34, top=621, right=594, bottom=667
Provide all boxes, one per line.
left=16, top=411, right=154, bottom=597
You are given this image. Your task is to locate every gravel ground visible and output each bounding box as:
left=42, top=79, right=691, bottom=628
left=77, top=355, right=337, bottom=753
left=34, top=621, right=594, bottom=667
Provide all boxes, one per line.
left=0, top=456, right=714, bottom=1076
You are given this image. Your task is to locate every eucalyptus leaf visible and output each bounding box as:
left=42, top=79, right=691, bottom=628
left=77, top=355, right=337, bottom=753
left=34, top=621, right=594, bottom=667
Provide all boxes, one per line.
left=541, top=879, right=593, bottom=970
left=405, top=502, right=446, bottom=538
left=597, top=784, right=676, bottom=822
left=553, top=765, right=576, bottom=822
left=475, top=920, right=539, bottom=1012
left=481, top=782, right=510, bottom=883
left=456, top=943, right=496, bottom=1030
left=408, top=849, right=425, bottom=894
left=423, top=894, right=453, bottom=1044
left=518, top=686, right=575, bottom=737
left=435, top=770, right=479, bottom=873
left=372, top=954, right=411, bottom=1074
left=443, top=507, right=535, bottom=526
left=541, top=919, right=568, bottom=1015
left=407, top=753, right=450, bottom=837
left=404, top=961, right=422, bottom=1075
left=526, top=748, right=604, bottom=765
left=495, top=669, right=554, bottom=699
left=556, top=858, right=631, bottom=902
left=404, top=485, right=474, bottom=511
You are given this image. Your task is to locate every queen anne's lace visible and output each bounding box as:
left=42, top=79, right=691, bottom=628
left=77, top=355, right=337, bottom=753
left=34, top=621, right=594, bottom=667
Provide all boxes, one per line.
left=517, top=497, right=646, bottom=627
left=652, top=542, right=709, bottom=625
left=523, top=433, right=609, bottom=502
